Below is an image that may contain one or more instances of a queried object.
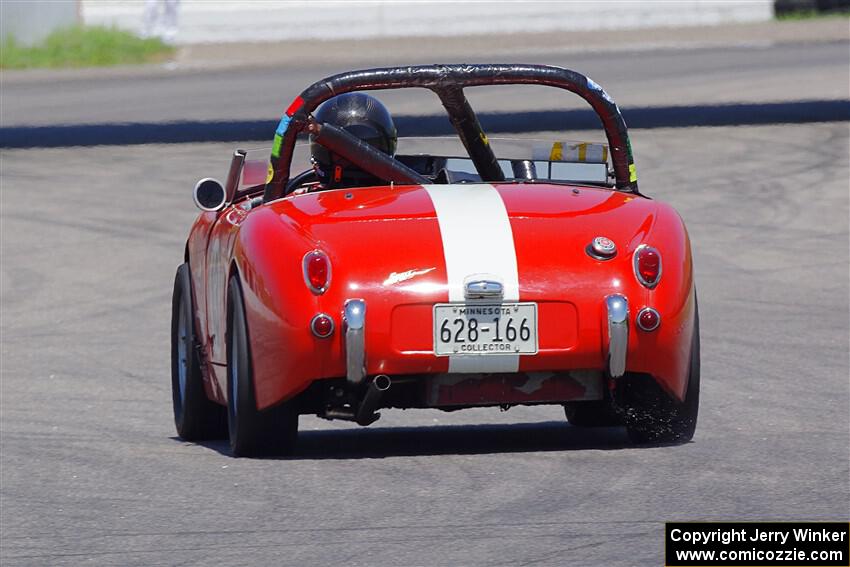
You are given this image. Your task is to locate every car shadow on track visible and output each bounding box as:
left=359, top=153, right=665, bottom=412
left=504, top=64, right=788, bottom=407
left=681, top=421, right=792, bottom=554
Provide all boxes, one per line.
left=188, top=421, right=678, bottom=459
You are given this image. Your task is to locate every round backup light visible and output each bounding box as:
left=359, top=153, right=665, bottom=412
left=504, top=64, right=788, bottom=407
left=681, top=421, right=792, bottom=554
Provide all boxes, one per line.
left=587, top=236, right=617, bottom=260
left=637, top=308, right=661, bottom=332
left=311, top=313, right=334, bottom=338
left=634, top=245, right=662, bottom=288
left=303, top=250, right=331, bottom=294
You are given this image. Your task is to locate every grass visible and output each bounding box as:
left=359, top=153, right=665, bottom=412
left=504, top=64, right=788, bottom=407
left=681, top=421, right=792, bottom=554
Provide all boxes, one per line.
left=1, top=25, right=175, bottom=69
left=775, top=8, right=850, bottom=20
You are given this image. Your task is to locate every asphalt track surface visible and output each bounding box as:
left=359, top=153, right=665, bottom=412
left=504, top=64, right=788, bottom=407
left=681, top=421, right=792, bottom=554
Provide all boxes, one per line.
left=3, top=41, right=849, bottom=128
left=1, top=121, right=848, bottom=565
left=2, top=31, right=850, bottom=566
left=2, top=40, right=849, bottom=149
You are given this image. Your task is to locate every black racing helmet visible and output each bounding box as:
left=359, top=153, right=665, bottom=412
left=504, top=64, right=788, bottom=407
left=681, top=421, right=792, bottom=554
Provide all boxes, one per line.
left=310, top=93, right=398, bottom=187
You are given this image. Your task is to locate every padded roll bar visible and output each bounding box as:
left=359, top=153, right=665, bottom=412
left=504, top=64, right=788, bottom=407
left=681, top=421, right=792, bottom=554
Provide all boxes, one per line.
left=307, top=119, right=429, bottom=187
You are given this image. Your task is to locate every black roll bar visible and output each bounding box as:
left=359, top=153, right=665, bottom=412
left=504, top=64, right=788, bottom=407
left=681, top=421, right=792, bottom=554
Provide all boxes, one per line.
left=263, top=64, right=638, bottom=202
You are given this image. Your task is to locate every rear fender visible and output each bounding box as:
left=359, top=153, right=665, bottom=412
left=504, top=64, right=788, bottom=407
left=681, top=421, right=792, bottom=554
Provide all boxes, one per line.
left=184, top=212, right=224, bottom=403
left=627, top=203, right=695, bottom=400
left=230, top=206, right=322, bottom=409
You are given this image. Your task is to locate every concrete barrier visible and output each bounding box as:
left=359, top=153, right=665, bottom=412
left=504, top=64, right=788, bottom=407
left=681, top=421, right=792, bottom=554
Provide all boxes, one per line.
left=82, top=1, right=773, bottom=45
left=1, top=0, right=79, bottom=46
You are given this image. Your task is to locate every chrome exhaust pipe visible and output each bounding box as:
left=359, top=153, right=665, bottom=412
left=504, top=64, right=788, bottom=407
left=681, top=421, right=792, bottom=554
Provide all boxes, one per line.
left=373, top=374, right=391, bottom=392
left=356, top=374, right=391, bottom=426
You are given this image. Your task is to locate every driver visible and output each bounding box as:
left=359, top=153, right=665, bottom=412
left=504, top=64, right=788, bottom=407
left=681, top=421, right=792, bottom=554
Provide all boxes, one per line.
left=309, top=93, right=398, bottom=190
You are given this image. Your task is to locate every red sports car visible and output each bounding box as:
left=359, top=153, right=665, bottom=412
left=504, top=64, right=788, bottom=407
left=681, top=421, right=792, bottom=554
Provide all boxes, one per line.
left=171, top=64, right=700, bottom=457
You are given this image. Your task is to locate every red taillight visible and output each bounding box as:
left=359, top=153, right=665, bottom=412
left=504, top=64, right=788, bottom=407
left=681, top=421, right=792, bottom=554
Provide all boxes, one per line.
left=303, top=250, right=331, bottom=294
left=311, top=313, right=334, bottom=338
left=634, top=245, right=662, bottom=288
left=637, top=307, right=661, bottom=331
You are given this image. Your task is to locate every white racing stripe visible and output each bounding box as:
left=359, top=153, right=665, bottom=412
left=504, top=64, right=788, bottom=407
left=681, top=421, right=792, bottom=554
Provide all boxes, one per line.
left=424, top=184, right=520, bottom=373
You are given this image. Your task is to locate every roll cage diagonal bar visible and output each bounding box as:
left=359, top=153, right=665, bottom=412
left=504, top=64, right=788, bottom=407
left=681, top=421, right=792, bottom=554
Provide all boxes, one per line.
left=437, top=86, right=505, bottom=183
left=263, top=64, right=638, bottom=203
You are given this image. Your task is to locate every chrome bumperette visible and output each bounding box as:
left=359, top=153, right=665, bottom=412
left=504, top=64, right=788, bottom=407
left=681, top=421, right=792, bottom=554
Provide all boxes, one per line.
left=605, top=294, right=629, bottom=378
left=343, top=299, right=366, bottom=385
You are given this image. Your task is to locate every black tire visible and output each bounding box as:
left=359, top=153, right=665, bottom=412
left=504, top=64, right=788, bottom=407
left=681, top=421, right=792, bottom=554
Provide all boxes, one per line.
left=622, top=298, right=700, bottom=444
left=171, top=263, right=227, bottom=440
left=564, top=401, right=623, bottom=427
left=226, top=274, right=298, bottom=457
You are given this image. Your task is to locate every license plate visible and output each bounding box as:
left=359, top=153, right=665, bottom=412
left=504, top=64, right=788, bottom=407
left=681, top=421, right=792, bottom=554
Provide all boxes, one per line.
left=433, top=303, right=538, bottom=356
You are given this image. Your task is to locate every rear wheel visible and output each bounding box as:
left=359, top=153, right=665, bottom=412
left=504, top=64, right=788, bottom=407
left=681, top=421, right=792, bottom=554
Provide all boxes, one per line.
left=564, top=401, right=623, bottom=427
left=171, top=263, right=226, bottom=440
left=621, top=298, right=700, bottom=444
left=227, top=275, right=298, bottom=457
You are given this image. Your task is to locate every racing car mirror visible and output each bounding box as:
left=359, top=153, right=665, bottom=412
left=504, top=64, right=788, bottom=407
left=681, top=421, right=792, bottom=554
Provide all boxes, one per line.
left=192, top=178, right=226, bottom=212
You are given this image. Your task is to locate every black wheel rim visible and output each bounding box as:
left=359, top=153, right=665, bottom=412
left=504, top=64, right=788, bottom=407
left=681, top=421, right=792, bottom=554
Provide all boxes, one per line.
left=176, top=297, right=189, bottom=410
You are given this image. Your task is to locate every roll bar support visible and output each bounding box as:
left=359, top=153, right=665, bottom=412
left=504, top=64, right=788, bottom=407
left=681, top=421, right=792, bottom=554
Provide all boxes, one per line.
left=436, top=86, right=505, bottom=183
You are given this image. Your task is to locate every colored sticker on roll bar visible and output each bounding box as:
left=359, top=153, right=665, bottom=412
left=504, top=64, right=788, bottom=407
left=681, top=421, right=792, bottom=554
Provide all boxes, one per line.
left=275, top=115, right=291, bottom=137
left=629, top=163, right=637, bottom=182
left=270, top=115, right=290, bottom=158
left=270, top=98, right=303, bottom=159
left=272, top=133, right=283, bottom=158
left=271, top=117, right=290, bottom=159
left=285, top=96, right=305, bottom=117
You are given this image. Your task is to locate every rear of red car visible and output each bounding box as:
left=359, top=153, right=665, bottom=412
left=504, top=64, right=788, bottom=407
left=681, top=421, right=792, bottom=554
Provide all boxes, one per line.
left=171, top=63, right=700, bottom=457
left=234, top=182, right=695, bottom=429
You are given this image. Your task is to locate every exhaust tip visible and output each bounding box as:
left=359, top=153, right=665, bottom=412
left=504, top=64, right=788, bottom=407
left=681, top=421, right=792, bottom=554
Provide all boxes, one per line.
left=373, top=374, right=391, bottom=391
